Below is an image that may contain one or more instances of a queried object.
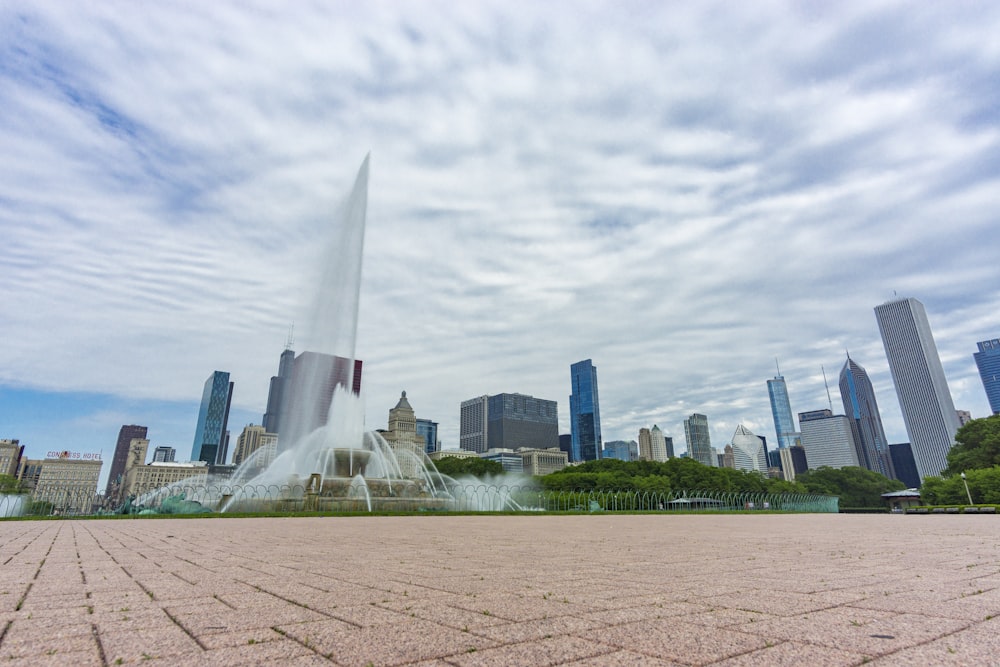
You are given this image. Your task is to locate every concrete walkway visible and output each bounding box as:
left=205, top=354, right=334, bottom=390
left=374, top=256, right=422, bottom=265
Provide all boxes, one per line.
left=1, top=514, right=998, bottom=666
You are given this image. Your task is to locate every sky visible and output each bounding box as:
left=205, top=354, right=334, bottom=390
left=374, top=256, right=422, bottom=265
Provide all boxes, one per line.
left=2, top=1, right=1000, bottom=491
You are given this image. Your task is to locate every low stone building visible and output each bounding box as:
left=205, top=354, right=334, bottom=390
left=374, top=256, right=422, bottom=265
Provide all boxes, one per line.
left=519, top=447, right=569, bottom=476
left=31, top=454, right=103, bottom=514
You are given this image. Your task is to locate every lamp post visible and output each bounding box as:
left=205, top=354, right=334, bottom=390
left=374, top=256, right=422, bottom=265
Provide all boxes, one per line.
left=961, top=472, right=974, bottom=506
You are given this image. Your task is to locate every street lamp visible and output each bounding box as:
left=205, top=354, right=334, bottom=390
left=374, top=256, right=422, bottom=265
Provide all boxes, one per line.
left=961, top=472, right=974, bottom=506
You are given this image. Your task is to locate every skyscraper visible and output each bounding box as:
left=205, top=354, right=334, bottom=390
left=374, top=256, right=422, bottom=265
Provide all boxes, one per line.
left=275, top=352, right=362, bottom=453
left=839, top=356, right=893, bottom=477
left=684, top=413, right=713, bottom=467
left=649, top=425, right=669, bottom=462
left=875, top=297, right=961, bottom=479
left=106, top=425, right=148, bottom=500
left=974, top=339, right=1000, bottom=415
left=637, top=427, right=652, bottom=461
left=191, top=371, right=234, bottom=465
left=486, top=393, right=559, bottom=450
left=460, top=396, right=489, bottom=453
left=767, top=374, right=800, bottom=449
left=730, top=425, right=768, bottom=474
left=262, top=347, right=295, bottom=433
left=461, top=393, right=559, bottom=453
left=569, top=359, right=602, bottom=462
left=798, top=409, right=859, bottom=470
left=415, top=418, right=439, bottom=454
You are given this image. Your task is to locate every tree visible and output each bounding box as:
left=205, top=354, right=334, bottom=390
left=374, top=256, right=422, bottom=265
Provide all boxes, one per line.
left=921, top=467, right=1000, bottom=505
left=942, top=415, right=1000, bottom=477
left=432, top=456, right=504, bottom=478
left=0, top=474, right=25, bottom=495
left=796, top=466, right=905, bottom=508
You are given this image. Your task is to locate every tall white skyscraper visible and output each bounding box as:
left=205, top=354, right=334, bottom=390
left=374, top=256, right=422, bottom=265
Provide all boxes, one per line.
left=874, top=297, right=961, bottom=479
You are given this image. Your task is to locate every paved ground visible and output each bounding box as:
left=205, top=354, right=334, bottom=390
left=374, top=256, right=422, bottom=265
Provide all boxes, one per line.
left=1, top=515, right=999, bottom=666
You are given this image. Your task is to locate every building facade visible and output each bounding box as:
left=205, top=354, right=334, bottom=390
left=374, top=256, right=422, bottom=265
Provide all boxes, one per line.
left=105, top=425, right=148, bottom=501
left=152, top=446, right=176, bottom=463
left=974, top=339, right=1000, bottom=414
left=637, top=428, right=652, bottom=461
left=123, top=461, right=209, bottom=498
left=32, top=454, right=103, bottom=514
left=839, top=356, right=893, bottom=477
left=459, top=396, right=489, bottom=453
left=382, top=391, right=425, bottom=478
left=233, top=425, right=278, bottom=468
left=649, top=425, right=670, bottom=462
left=875, top=297, right=961, bottom=479
left=730, top=425, right=768, bottom=474
left=191, top=371, right=234, bottom=465
left=603, top=440, right=637, bottom=462
left=0, top=439, right=23, bottom=477
left=767, top=375, right=801, bottom=449
left=484, top=393, right=559, bottom=451
left=275, top=352, right=363, bottom=454
left=519, top=447, right=569, bottom=476
left=799, top=409, right=859, bottom=470
left=262, top=347, right=296, bottom=434
left=684, top=413, right=713, bottom=467
left=888, top=442, right=921, bottom=489
left=569, top=359, right=602, bottom=462
left=481, top=449, right=524, bottom=474
left=415, top=418, right=439, bottom=455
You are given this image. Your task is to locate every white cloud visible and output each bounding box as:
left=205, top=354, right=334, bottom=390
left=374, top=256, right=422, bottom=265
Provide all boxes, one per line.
left=2, top=1, right=999, bottom=459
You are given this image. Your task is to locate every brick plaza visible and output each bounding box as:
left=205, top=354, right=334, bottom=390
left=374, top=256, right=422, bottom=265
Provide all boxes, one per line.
left=1, top=514, right=999, bottom=666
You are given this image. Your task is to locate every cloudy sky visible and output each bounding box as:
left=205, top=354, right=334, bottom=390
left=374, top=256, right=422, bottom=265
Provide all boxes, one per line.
left=2, top=1, right=999, bottom=486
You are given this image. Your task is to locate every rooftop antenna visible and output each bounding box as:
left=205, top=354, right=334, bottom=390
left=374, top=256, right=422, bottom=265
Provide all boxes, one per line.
left=285, top=323, right=295, bottom=351
left=821, top=365, right=834, bottom=412
left=775, top=357, right=781, bottom=376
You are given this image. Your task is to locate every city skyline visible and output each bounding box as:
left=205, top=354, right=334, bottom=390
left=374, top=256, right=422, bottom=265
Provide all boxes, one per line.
left=2, top=4, right=999, bottom=477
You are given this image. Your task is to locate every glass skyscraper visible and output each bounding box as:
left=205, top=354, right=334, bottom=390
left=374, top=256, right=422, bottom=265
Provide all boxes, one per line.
left=875, top=297, right=960, bottom=480
left=974, top=339, right=1000, bottom=415
left=415, top=418, right=439, bottom=454
left=191, top=371, right=234, bottom=465
left=569, top=359, right=602, bottom=462
left=767, top=374, right=800, bottom=449
left=684, top=413, right=713, bottom=467
left=839, top=356, right=893, bottom=477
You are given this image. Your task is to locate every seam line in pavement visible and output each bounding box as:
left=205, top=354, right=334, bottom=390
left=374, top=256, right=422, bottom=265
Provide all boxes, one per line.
left=91, top=623, right=108, bottom=667
left=162, top=608, right=208, bottom=651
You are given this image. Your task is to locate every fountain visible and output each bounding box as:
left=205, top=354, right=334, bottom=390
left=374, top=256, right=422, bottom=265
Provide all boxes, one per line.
left=135, top=155, right=470, bottom=513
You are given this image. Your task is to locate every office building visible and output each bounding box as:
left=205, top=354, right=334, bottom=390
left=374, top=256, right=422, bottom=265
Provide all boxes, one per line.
left=569, top=359, right=602, bottom=462
left=460, top=396, right=489, bottom=453
left=262, top=347, right=296, bottom=433
left=730, top=425, right=768, bottom=474
left=778, top=445, right=809, bottom=481
left=684, top=413, right=713, bottom=467
left=382, top=391, right=425, bottom=478
left=481, top=449, right=524, bottom=474
left=105, top=425, right=148, bottom=501
left=462, top=393, right=559, bottom=453
left=875, top=297, right=961, bottom=479
left=191, top=371, right=234, bottom=465
left=0, top=439, right=23, bottom=477
left=152, top=446, right=176, bottom=463
left=487, top=393, right=558, bottom=450
left=415, top=418, right=439, bottom=455
left=767, top=374, right=801, bottom=449
left=32, top=453, right=103, bottom=515
left=233, top=425, right=277, bottom=468
left=649, top=425, right=669, bottom=462
left=889, top=442, right=921, bottom=489
left=519, top=447, right=569, bottom=476
left=603, top=440, right=637, bottom=462
left=799, top=409, right=859, bottom=470
left=638, top=428, right=652, bottom=461
left=956, top=410, right=972, bottom=427
left=276, top=352, right=363, bottom=453
left=123, top=461, right=209, bottom=498
left=839, top=356, right=893, bottom=477
left=975, top=339, right=1000, bottom=414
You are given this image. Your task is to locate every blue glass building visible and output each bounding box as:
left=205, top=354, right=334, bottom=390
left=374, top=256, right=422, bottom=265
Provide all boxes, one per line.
left=974, top=339, right=1000, bottom=415
left=569, top=359, right=602, bottom=462
left=839, top=356, right=893, bottom=477
left=191, top=371, right=234, bottom=465
left=767, top=375, right=800, bottom=449
left=415, top=418, right=439, bottom=454
left=603, top=440, right=637, bottom=461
